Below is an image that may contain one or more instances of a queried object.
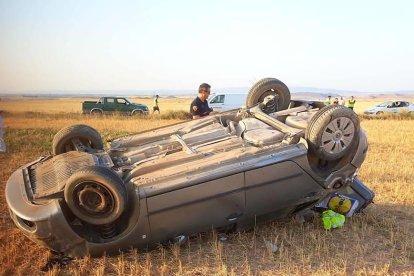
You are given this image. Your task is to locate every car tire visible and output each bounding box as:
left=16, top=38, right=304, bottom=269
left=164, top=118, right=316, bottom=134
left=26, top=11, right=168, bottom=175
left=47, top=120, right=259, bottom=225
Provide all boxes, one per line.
left=52, top=124, right=103, bottom=155
left=91, top=109, right=103, bottom=116
left=305, top=105, right=360, bottom=160
left=65, top=166, right=127, bottom=225
left=132, top=110, right=143, bottom=116
left=246, top=78, right=291, bottom=110
left=376, top=111, right=384, bottom=115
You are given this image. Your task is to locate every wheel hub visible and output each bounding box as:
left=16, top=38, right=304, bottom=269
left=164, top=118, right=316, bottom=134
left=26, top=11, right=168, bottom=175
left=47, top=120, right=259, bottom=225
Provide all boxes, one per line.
left=76, top=183, right=113, bottom=215
left=334, top=130, right=343, bottom=141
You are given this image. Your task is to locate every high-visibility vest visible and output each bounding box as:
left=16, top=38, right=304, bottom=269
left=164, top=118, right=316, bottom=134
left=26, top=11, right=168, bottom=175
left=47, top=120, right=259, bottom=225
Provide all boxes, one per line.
left=322, top=210, right=345, bottom=230
left=348, top=99, right=356, bottom=108
left=325, top=98, right=332, bottom=104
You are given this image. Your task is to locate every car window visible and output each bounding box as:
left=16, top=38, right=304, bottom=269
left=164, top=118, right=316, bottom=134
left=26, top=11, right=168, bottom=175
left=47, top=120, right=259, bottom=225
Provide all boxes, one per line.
left=116, top=98, right=127, bottom=105
left=400, top=102, right=408, bottom=107
left=106, top=98, right=115, bottom=104
left=210, top=95, right=225, bottom=104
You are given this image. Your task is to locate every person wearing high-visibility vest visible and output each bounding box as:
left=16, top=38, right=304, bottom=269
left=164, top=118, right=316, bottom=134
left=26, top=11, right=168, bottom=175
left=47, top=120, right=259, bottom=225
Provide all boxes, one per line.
left=152, top=95, right=160, bottom=114
left=325, top=95, right=332, bottom=105
left=348, top=96, right=356, bottom=110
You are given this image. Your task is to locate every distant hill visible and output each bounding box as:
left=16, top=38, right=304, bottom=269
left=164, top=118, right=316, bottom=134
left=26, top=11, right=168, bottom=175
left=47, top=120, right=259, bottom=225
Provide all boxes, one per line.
left=1, top=86, right=413, bottom=98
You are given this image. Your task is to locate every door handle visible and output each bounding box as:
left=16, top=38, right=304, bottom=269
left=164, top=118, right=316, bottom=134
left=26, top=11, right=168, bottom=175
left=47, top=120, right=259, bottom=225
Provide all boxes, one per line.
left=226, top=213, right=243, bottom=222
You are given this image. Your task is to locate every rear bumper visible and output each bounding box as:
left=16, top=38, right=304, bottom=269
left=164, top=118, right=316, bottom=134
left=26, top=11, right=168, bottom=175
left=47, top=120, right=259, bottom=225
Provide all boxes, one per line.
left=317, top=178, right=375, bottom=214
left=343, top=178, right=375, bottom=212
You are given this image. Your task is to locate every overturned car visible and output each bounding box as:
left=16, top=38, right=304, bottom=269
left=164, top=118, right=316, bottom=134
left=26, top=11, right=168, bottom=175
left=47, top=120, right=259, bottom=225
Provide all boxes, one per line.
left=6, top=78, right=374, bottom=257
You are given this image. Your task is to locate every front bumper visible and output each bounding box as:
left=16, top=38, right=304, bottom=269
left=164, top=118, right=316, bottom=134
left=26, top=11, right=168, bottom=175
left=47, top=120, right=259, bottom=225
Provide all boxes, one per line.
left=6, top=164, right=87, bottom=255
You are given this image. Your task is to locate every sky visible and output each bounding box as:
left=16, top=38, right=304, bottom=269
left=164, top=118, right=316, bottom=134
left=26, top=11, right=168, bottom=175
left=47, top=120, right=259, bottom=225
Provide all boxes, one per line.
left=0, top=0, right=413, bottom=93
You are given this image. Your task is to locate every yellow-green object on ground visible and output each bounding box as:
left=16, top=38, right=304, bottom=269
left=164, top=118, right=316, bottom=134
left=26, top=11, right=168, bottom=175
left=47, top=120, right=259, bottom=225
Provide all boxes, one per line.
left=322, top=210, right=345, bottom=230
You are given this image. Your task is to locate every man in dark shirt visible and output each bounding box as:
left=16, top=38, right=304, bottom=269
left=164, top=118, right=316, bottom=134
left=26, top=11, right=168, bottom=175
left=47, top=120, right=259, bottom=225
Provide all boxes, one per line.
left=190, top=83, right=213, bottom=119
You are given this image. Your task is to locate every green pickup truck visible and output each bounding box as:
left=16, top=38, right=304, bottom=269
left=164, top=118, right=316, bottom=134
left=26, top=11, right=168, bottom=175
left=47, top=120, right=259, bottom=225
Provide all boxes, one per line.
left=82, top=97, right=149, bottom=115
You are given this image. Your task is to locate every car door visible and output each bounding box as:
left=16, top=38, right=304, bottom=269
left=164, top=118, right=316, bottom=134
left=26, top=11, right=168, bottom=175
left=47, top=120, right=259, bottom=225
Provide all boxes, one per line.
left=104, top=98, right=116, bottom=113
left=244, top=161, right=324, bottom=221
left=147, top=173, right=245, bottom=243
left=115, top=98, right=129, bottom=113
left=208, top=95, right=226, bottom=111
left=388, top=101, right=399, bottom=113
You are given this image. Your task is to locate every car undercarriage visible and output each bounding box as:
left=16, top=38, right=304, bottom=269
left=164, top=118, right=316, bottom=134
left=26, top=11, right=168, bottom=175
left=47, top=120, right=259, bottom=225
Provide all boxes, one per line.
left=6, top=78, right=374, bottom=257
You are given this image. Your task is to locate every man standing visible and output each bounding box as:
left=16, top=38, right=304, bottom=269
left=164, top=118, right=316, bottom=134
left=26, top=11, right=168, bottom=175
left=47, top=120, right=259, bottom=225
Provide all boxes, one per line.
left=190, top=83, right=213, bottom=119
left=339, top=97, right=345, bottom=106
left=325, top=95, right=332, bottom=105
left=348, top=96, right=356, bottom=110
left=153, top=95, right=160, bottom=114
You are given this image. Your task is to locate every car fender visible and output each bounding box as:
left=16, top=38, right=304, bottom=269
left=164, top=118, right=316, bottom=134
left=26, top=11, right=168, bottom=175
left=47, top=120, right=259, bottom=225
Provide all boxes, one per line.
left=323, top=130, right=368, bottom=190
left=351, top=129, right=368, bottom=169
left=90, top=108, right=103, bottom=114
left=131, top=109, right=144, bottom=115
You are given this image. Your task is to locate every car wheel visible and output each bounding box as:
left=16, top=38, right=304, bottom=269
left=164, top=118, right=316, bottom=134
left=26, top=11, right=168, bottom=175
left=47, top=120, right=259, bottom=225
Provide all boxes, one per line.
left=246, top=78, right=291, bottom=110
left=305, top=105, right=360, bottom=160
left=91, top=109, right=103, bottom=116
left=65, top=166, right=127, bottom=225
left=376, top=111, right=384, bottom=115
left=52, top=124, right=103, bottom=155
left=132, top=110, right=143, bottom=116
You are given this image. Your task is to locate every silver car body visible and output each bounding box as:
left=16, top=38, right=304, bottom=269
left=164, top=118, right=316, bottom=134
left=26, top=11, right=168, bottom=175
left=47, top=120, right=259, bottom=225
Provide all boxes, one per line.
left=364, top=100, right=414, bottom=115
left=6, top=100, right=371, bottom=257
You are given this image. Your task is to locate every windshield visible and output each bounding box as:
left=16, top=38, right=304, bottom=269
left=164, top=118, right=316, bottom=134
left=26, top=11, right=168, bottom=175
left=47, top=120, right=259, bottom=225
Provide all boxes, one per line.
left=377, top=101, right=392, bottom=107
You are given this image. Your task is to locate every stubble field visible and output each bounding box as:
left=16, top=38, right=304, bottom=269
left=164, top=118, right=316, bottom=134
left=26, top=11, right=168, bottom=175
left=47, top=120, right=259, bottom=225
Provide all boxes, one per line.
left=0, top=97, right=413, bottom=275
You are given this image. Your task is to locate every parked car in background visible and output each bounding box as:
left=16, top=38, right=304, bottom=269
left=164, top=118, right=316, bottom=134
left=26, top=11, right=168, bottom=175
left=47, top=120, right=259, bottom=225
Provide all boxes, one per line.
left=207, top=93, right=247, bottom=112
left=6, top=78, right=373, bottom=257
left=82, top=97, right=149, bottom=115
left=364, top=100, right=414, bottom=116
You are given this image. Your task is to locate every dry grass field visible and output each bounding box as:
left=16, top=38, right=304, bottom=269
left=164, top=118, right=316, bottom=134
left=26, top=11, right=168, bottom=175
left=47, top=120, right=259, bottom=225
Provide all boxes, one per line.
left=0, top=96, right=191, bottom=114
left=0, top=97, right=413, bottom=275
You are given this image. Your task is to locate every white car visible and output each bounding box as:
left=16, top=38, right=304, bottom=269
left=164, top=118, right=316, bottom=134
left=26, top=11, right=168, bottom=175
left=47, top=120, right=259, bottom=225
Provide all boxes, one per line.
left=208, top=93, right=247, bottom=112
left=364, top=100, right=414, bottom=116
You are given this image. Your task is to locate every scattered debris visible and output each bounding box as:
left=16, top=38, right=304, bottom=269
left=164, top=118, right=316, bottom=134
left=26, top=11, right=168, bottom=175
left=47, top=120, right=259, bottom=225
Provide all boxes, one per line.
left=327, top=193, right=359, bottom=217
left=41, top=252, right=73, bottom=272
left=295, top=209, right=317, bottom=224
left=263, top=238, right=278, bottom=253
left=218, top=233, right=229, bottom=242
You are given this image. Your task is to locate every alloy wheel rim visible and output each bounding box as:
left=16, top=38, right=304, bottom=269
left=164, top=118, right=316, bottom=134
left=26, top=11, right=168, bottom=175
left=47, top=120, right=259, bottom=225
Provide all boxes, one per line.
left=321, top=117, right=355, bottom=154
